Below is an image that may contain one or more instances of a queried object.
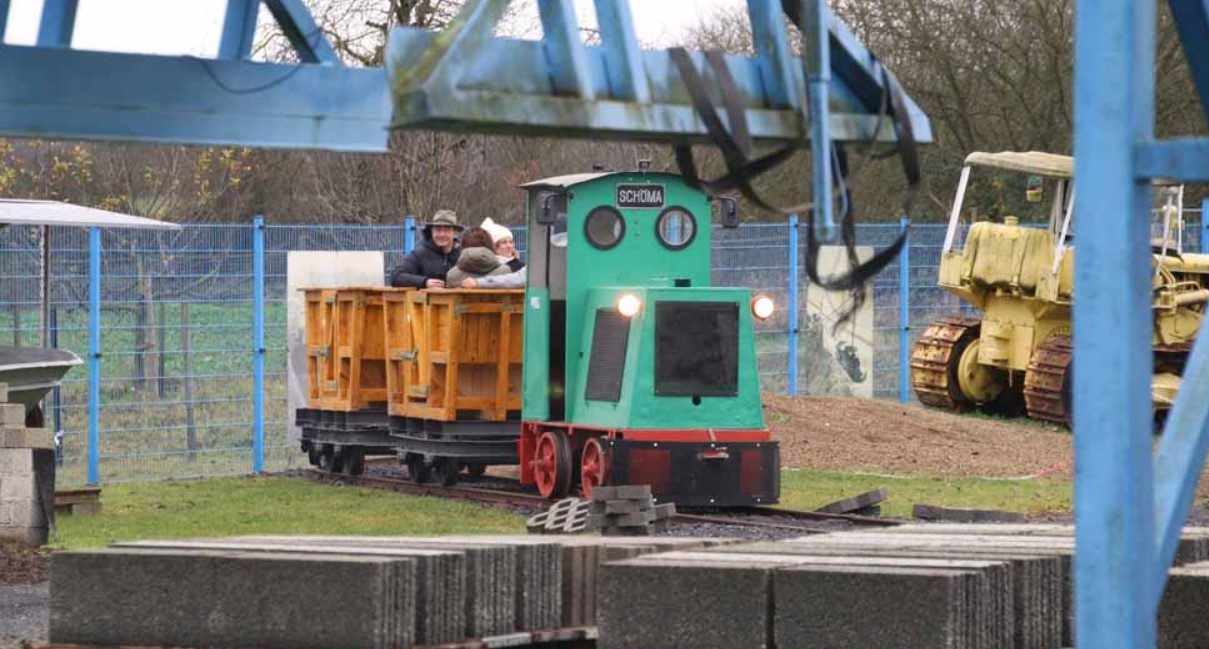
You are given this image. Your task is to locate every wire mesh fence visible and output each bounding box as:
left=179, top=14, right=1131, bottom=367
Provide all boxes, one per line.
left=1, top=213, right=1203, bottom=485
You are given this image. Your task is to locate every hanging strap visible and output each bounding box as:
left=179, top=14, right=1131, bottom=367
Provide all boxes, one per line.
left=669, top=47, right=810, bottom=215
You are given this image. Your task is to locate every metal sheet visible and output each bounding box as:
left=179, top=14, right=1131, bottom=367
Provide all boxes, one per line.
left=804, top=246, right=875, bottom=398
left=0, top=199, right=180, bottom=230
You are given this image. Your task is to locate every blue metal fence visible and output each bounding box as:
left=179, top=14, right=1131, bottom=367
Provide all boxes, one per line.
left=0, top=214, right=1202, bottom=485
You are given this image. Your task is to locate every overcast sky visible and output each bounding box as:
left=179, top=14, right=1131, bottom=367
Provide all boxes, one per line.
left=2, top=0, right=740, bottom=56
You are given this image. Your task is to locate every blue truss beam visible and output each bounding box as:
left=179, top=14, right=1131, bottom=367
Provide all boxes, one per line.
left=386, top=0, right=931, bottom=146
left=0, top=0, right=11, bottom=42
left=1073, top=0, right=1157, bottom=645
left=537, top=0, right=595, bottom=100
left=219, top=0, right=261, bottom=60
left=37, top=0, right=78, bottom=47
left=261, top=0, right=340, bottom=65
left=592, top=0, right=648, bottom=102
left=1136, top=138, right=1209, bottom=181
left=0, top=45, right=388, bottom=150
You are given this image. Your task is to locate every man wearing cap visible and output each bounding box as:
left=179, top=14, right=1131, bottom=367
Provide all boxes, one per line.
left=390, top=209, right=463, bottom=288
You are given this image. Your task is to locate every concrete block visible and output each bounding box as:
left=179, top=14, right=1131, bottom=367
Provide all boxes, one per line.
left=603, top=499, right=647, bottom=515
left=612, top=510, right=655, bottom=527
left=599, top=555, right=788, bottom=649
left=913, top=504, right=1028, bottom=523
left=118, top=539, right=463, bottom=645
left=0, top=427, right=54, bottom=449
left=602, top=524, right=652, bottom=537
left=50, top=548, right=416, bottom=649
left=590, top=484, right=651, bottom=502
left=0, top=383, right=8, bottom=403
left=1160, top=567, right=1209, bottom=648
left=0, top=448, right=34, bottom=476
left=0, top=404, right=24, bottom=427
left=0, top=524, right=47, bottom=546
left=777, top=564, right=972, bottom=649
left=816, top=487, right=888, bottom=514
left=652, top=502, right=677, bottom=520
left=1, top=474, right=35, bottom=500
left=722, top=540, right=1063, bottom=649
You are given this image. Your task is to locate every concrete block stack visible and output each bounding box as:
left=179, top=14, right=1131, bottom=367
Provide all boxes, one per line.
left=588, top=485, right=676, bottom=536
left=0, top=383, right=55, bottom=546
left=52, top=548, right=417, bottom=649
left=50, top=531, right=765, bottom=649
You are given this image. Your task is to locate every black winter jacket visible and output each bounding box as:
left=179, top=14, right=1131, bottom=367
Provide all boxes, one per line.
left=389, top=236, right=461, bottom=287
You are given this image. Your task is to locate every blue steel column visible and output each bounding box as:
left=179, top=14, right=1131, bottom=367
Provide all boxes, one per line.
left=87, top=227, right=100, bottom=486
left=1073, top=0, right=1157, bottom=645
left=36, top=0, right=78, bottom=47
left=252, top=216, right=266, bottom=474
left=787, top=215, right=799, bottom=396
left=802, top=0, right=835, bottom=243
left=898, top=216, right=910, bottom=403
left=1201, top=198, right=1209, bottom=254
left=405, top=215, right=416, bottom=254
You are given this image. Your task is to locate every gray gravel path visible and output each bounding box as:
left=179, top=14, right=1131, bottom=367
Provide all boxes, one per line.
left=0, top=582, right=48, bottom=648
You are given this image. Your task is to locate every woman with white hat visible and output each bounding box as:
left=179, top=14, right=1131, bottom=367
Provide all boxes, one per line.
left=459, top=217, right=527, bottom=289
left=479, top=217, right=524, bottom=271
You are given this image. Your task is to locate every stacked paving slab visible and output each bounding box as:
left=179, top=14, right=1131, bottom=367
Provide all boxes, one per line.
left=597, top=523, right=1209, bottom=649
left=0, top=383, right=55, bottom=546
left=588, top=485, right=676, bottom=536
left=49, top=533, right=742, bottom=649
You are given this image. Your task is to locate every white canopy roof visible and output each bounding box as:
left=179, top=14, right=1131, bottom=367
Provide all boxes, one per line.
left=0, top=199, right=180, bottom=230
left=964, top=151, right=1074, bottom=178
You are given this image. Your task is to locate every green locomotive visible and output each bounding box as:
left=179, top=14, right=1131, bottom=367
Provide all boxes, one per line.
left=516, top=170, right=780, bottom=505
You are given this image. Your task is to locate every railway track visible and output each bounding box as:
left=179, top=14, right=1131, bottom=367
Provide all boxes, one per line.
left=300, top=468, right=903, bottom=534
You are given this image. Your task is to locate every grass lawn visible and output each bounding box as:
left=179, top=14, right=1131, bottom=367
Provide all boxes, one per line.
left=778, top=469, right=1073, bottom=518
left=53, top=470, right=1074, bottom=551
left=53, top=476, right=526, bottom=550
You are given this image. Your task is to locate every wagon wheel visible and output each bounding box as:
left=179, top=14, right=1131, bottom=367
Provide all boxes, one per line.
left=438, top=458, right=461, bottom=487
left=405, top=453, right=431, bottom=484
left=579, top=437, right=610, bottom=501
left=465, top=462, right=488, bottom=478
left=534, top=430, right=573, bottom=499
left=342, top=446, right=366, bottom=476
left=306, top=444, right=321, bottom=467
left=318, top=444, right=344, bottom=473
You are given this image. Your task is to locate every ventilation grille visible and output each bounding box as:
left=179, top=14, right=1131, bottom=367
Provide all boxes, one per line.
left=585, top=308, right=631, bottom=402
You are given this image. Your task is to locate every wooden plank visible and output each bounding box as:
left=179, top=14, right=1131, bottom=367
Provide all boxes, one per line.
left=494, top=307, right=511, bottom=420
left=443, top=303, right=462, bottom=420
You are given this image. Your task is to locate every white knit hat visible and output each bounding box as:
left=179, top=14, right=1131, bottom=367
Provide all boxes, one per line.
left=480, top=217, right=514, bottom=245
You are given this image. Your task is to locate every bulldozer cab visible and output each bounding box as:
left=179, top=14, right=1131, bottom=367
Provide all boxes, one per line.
left=940, top=151, right=1186, bottom=303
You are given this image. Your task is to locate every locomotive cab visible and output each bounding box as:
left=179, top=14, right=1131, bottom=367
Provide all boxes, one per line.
left=518, top=171, right=780, bottom=506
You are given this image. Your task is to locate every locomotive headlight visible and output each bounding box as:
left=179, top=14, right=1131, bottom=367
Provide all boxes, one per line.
left=751, top=295, right=775, bottom=321
left=617, top=293, right=643, bottom=317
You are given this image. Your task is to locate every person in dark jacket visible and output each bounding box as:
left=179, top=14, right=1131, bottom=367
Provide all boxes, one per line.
left=389, top=210, right=463, bottom=288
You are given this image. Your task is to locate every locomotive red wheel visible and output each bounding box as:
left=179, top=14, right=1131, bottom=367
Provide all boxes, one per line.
left=579, top=437, right=609, bottom=501
left=534, top=430, right=572, bottom=499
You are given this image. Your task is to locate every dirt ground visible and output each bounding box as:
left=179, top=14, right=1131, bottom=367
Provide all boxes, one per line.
left=763, top=394, right=1074, bottom=479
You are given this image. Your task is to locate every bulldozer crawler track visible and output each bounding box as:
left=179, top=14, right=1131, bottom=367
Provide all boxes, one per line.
left=910, top=316, right=983, bottom=411
left=1024, top=336, right=1073, bottom=426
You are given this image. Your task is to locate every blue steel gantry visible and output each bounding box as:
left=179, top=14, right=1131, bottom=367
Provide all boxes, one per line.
left=1076, top=1, right=1209, bottom=647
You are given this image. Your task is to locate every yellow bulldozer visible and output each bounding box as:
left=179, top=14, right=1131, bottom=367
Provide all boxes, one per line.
left=910, top=151, right=1209, bottom=426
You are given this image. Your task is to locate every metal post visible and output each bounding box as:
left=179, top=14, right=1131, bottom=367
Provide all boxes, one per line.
left=787, top=214, right=799, bottom=396
left=1073, top=0, right=1157, bottom=645
left=405, top=215, right=416, bottom=254
left=1201, top=198, right=1208, bottom=255
left=252, top=216, right=266, bottom=474
left=87, top=226, right=100, bottom=486
left=899, top=215, right=911, bottom=403
left=49, top=307, right=60, bottom=437
left=802, top=0, right=835, bottom=243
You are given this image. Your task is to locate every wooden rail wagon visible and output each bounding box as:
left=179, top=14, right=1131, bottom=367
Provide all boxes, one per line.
left=297, top=287, right=524, bottom=485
